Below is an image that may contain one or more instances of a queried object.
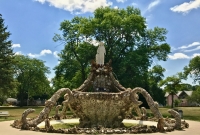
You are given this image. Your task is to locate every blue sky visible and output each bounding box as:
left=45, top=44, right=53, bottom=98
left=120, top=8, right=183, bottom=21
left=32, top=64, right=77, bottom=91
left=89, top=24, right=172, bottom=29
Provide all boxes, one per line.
left=0, top=0, right=200, bottom=85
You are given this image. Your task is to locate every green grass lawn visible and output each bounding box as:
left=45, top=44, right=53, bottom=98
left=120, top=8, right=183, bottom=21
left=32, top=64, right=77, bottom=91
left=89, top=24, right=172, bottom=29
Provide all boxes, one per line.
left=0, top=106, right=200, bottom=122
left=50, top=123, right=79, bottom=129
left=0, top=106, right=72, bottom=122
left=147, top=107, right=200, bottom=122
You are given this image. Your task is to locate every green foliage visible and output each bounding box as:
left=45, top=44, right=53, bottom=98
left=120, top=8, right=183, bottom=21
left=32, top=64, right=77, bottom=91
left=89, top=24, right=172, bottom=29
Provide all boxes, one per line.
left=53, top=42, right=97, bottom=90
left=187, top=86, right=200, bottom=104
left=148, top=65, right=166, bottom=104
left=0, top=14, right=17, bottom=97
left=159, top=72, right=187, bottom=108
left=184, top=56, right=200, bottom=84
left=148, top=65, right=165, bottom=84
left=14, top=55, right=52, bottom=105
left=191, top=85, right=200, bottom=91
left=178, top=83, right=193, bottom=91
left=174, top=99, right=181, bottom=107
left=53, top=6, right=170, bottom=92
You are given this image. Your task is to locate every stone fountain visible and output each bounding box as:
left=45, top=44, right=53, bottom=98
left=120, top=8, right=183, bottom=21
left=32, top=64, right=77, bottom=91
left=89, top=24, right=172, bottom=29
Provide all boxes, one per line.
left=12, top=42, right=189, bottom=133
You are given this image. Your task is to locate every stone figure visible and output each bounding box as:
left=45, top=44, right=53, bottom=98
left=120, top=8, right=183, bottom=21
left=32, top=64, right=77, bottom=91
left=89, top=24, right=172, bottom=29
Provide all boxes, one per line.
left=96, top=42, right=106, bottom=65
left=157, top=118, right=165, bottom=132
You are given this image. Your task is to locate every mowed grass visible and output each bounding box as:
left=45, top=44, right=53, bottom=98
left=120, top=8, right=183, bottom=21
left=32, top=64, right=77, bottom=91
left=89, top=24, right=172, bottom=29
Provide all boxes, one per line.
left=0, top=106, right=71, bottom=122
left=0, top=106, right=200, bottom=122
left=148, top=107, right=200, bottom=122
left=51, top=123, right=79, bottom=129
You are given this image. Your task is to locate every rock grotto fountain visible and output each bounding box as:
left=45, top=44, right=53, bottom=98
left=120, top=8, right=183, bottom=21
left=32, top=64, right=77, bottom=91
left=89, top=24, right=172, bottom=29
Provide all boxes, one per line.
left=12, top=42, right=189, bottom=134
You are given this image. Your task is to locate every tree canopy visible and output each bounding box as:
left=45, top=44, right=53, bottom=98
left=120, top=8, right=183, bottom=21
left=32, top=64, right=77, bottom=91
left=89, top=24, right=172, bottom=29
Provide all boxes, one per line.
left=159, top=72, right=187, bottom=108
left=187, top=86, right=200, bottom=105
left=0, top=14, right=16, bottom=97
left=53, top=6, right=171, bottom=97
left=14, top=55, right=52, bottom=106
left=148, top=65, right=166, bottom=105
left=184, top=56, right=200, bottom=84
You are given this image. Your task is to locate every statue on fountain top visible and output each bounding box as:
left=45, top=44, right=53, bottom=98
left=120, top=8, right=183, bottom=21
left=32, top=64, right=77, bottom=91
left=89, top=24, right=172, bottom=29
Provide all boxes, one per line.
left=96, top=42, right=106, bottom=65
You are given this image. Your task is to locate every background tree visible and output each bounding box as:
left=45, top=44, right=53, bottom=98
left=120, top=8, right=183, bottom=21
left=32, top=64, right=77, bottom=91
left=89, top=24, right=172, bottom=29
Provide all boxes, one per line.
left=178, top=83, right=193, bottom=91
left=159, top=72, right=187, bottom=108
left=184, top=56, right=200, bottom=84
left=187, top=86, right=200, bottom=105
left=148, top=65, right=166, bottom=105
left=52, top=42, right=97, bottom=90
left=53, top=6, right=170, bottom=97
left=0, top=14, right=17, bottom=104
left=14, top=55, right=52, bottom=106
left=191, top=85, right=200, bottom=91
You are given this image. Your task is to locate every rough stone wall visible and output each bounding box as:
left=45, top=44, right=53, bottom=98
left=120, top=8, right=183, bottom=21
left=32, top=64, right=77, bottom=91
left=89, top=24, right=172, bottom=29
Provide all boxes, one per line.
left=69, top=91, right=135, bottom=128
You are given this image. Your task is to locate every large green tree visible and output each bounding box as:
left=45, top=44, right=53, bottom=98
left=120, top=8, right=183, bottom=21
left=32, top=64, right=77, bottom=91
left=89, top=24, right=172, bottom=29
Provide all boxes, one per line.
left=184, top=56, right=200, bottom=84
left=0, top=14, right=16, bottom=99
left=14, top=55, right=52, bottom=106
left=178, top=83, right=193, bottom=91
left=52, top=42, right=97, bottom=90
left=148, top=65, right=166, bottom=105
left=53, top=6, right=170, bottom=92
left=187, top=86, right=200, bottom=105
left=159, top=72, right=187, bottom=108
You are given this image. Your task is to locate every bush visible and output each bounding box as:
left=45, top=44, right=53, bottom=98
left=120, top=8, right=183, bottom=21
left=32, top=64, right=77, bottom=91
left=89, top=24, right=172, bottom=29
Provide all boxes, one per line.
left=174, top=99, right=181, bottom=107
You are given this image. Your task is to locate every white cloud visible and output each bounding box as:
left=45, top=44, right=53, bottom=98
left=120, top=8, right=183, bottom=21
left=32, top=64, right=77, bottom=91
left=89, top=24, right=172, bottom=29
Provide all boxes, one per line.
left=172, top=41, right=200, bottom=52
left=14, top=51, right=22, bottom=55
left=116, top=0, right=126, bottom=3
left=34, top=0, right=112, bottom=14
left=114, top=6, right=118, bottom=9
left=192, top=53, right=200, bottom=58
left=170, top=0, right=200, bottom=13
left=28, top=53, right=39, bottom=58
left=179, top=42, right=200, bottom=49
left=168, top=53, right=190, bottom=60
left=12, top=44, right=21, bottom=48
left=53, top=51, right=59, bottom=58
left=131, top=3, right=138, bottom=7
left=47, top=77, right=52, bottom=82
left=35, top=0, right=45, bottom=4
left=28, top=49, right=52, bottom=58
left=184, top=46, right=200, bottom=52
left=147, top=0, right=160, bottom=11
left=168, top=52, right=200, bottom=60
left=40, top=49, right=52, bottom=55
left=170, top=46, right=177, bottom=52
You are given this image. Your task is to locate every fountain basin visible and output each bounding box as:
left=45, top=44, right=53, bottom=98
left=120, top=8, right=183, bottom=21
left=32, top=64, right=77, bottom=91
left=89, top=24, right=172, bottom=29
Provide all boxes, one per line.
left=68, top=91, right=136, bottom=128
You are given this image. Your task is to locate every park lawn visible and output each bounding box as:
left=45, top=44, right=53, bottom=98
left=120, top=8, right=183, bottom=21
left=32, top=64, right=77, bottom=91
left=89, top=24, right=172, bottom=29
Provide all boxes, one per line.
left=151, top=107, right=200, bottom=122
left=0, top=106, right=69, bottom=122
left=0, top=106, right=200, bottom=122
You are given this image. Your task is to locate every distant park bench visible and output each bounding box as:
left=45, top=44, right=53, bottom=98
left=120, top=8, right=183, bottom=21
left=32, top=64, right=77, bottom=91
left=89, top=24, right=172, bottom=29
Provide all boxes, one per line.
left=0, top=111, right=10, bottom=119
